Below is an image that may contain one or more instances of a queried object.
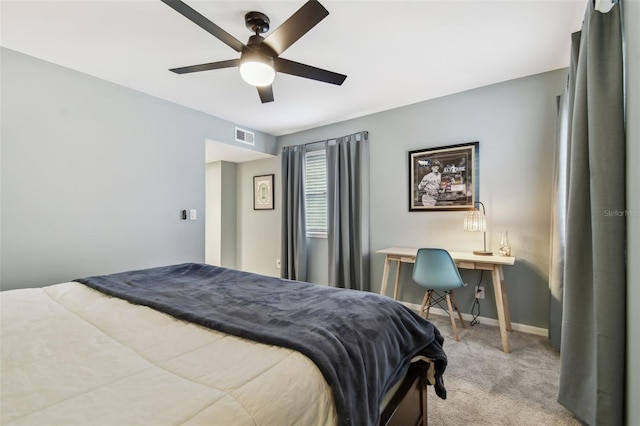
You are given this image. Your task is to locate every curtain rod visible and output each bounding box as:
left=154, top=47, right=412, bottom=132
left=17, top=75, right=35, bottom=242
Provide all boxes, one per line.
left=282, top=131, right=369, bottom=150
left=278, top=140, right=327, bottom=152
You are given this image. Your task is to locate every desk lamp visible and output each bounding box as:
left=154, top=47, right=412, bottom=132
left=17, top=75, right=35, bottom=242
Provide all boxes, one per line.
left=463, top=201, right=492, bottom=255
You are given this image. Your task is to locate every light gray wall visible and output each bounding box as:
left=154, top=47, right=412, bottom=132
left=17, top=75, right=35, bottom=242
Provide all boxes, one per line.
left=239, top=69, right=569, bottom=329
left=220, top=161, right=237, bottom=268
left=236, top=158, right=280, bottom=274
left=205, top=162, right=222, bottom=265
left=0, top=47, right=275, bottom=290
left=205, top=161, right=237, bottom=269
left=624, top=1, right=639, bottom=424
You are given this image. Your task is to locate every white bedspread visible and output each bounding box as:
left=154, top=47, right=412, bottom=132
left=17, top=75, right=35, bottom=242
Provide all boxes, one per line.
left=1, top=282, right=337, bottom=425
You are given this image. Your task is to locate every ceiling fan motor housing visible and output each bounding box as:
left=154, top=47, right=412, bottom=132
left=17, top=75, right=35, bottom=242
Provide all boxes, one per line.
left=243, top=35, right=276, bottom=61
left=245, top=11, right=270, bottom=34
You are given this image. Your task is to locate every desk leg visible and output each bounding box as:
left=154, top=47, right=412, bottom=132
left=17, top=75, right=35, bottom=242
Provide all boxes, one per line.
left=498, top=265, right=512, bottom=332
left=393, top=261, right=401, bottom=300
left=491, top=266, right=510, bottom=353
left=380, top=256, right=392, bottom=296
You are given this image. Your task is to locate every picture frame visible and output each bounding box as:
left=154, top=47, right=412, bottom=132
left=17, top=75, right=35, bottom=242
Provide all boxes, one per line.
left=408, top=142, right=479, bottom=211
left=253, top=174, right=275, bottom=210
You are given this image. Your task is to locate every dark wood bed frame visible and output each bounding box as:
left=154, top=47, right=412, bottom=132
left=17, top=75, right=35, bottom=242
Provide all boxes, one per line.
left=380, top=361, right=430, bottom=426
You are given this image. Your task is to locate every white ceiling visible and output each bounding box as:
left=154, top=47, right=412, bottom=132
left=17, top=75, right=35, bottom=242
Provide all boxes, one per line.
left=1, top=0, right=586, bottom=140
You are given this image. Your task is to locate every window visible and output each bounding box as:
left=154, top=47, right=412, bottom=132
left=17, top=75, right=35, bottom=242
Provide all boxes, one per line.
left=305, top=149, right=327, bottom=236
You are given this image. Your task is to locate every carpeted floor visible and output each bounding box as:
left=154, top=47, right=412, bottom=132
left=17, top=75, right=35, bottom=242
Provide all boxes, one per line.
left=425, top=315, right=580, bottom=426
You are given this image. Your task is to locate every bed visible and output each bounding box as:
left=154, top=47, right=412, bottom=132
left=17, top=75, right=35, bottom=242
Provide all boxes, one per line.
left=1, top=263, right=447, bottom=426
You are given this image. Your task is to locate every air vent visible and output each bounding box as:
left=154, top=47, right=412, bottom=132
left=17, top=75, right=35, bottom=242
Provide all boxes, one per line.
left=235, top=127, right=255, bottom=145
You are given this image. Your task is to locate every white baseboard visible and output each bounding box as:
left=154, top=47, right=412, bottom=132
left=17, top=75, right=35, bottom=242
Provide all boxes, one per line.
left=400, top=301, right=548, bottom=337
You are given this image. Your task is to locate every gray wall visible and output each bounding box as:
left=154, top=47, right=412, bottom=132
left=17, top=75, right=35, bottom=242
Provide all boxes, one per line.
left=220, top=161, right=238, bottom=268
left=624, top=1, right=639, bottom=424
left=236, top=158, right=281, bottom=274
left=239, top=69, right=569, bottom=330
left=205, top=162, right=222, bottom=266
left=0, top=47, right=275, bottom=289
left=205, top=160, right=237, bottom=268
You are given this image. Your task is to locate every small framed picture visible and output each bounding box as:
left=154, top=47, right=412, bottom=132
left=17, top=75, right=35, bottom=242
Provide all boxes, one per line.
left=408, top=142, right=479, bottom=211
left=253, top=174, right=274, bottom=210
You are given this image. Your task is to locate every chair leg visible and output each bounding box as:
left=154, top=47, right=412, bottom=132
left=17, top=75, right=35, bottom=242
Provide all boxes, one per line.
left=425, top=291, right=433, bottom=319
left=419, top=291, right=430, bottom=319
left=445, top=293, right=460, bottom=341
left=450, top=290, right=466, bottom=329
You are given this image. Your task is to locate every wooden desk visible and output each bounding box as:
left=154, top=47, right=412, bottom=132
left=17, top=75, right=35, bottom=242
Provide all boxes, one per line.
left=377, top=247, right=516, bottom=353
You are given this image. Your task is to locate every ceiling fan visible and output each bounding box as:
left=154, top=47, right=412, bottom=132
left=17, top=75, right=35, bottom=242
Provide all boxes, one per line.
left=161, top=0, right=347, bottom=103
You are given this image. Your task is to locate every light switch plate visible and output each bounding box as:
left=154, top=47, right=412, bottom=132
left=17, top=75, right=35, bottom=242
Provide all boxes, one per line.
left=189, top=209, right=197, bottom=220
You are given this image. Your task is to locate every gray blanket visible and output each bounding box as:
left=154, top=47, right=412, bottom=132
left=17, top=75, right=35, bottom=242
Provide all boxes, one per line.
left=76, top=263, right=446, bottom=426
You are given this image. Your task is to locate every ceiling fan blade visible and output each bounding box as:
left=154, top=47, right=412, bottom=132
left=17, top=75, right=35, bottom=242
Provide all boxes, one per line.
left=275, top=58, right=346, bottom=86
left=161, top=0, right=245, bottom=53
left=170, top=59, right=240, bottom=74
left=257, top=85, right=275, bottom=103
left=263, top=0, right=329, bottom=56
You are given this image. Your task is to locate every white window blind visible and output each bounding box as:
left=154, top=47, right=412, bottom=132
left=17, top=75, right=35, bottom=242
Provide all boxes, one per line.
left=305, top=149, right=327, bottom=236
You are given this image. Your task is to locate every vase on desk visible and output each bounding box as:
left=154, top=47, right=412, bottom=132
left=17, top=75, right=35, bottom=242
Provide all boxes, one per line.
left=499, top=231, right=511, bottom=257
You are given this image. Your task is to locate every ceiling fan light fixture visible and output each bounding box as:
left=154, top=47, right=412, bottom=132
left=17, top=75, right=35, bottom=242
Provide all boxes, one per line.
left=239, top=53, right=275, bottom=87
left=162, top=0, right=346, bottom=102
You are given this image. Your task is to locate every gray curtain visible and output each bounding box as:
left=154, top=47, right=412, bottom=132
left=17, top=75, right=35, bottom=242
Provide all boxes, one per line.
left=558, top=2, right=626, bottom=425
left=326, top=131, right=370, bottom=291
left=549, top=34, right=579, bottom=348
left=281, top=145, right=308, bottom=281
left=549, top=93, right=570, bottom=350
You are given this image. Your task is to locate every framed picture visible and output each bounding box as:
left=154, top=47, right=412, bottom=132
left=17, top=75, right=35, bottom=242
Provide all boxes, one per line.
left=408, top=142, right=479, bottom=211
left=253, top=174, right=274, bottom=210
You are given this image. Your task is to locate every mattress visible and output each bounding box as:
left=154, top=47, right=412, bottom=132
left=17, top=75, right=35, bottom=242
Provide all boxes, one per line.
left=1, top=282, right=337, bottom=425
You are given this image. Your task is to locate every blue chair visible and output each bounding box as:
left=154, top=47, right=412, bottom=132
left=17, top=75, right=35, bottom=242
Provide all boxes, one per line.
left=412, top=248, right=466, bottom=341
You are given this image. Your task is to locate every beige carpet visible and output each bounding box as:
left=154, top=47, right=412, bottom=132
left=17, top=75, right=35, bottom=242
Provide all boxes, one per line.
left=425, top=315, right=580, bottom=426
